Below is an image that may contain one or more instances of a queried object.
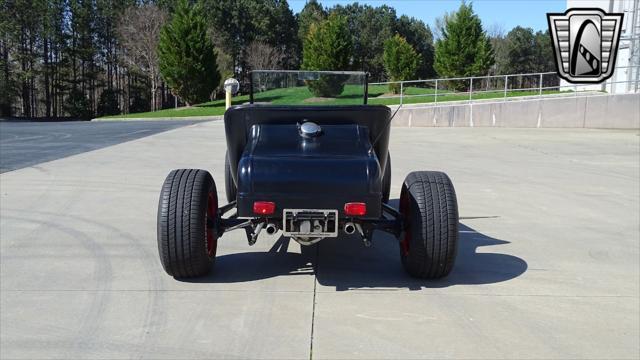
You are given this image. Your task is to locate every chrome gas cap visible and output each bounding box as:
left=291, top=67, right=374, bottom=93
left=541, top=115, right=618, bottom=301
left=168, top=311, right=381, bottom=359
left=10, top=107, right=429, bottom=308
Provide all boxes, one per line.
left=299, top=121, right=322, bottom=138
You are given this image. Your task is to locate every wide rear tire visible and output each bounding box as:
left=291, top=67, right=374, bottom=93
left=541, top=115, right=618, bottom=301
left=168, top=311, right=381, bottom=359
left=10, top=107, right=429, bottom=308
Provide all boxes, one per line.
left=399, top=171, right=458, bottom=279
left=157, top=169, right=218, bottom=278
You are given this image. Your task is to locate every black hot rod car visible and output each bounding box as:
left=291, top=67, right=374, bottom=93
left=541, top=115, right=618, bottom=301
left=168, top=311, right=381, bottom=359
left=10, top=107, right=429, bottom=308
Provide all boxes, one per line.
left=156, top=71, right=458, bottom=279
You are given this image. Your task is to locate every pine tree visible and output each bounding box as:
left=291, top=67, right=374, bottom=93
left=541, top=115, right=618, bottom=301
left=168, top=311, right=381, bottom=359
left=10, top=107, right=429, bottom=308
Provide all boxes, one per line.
left=68, top=0, right=99, bottom=116
left=0, top=0, right=16, bottom=116
left=298, top=0, right=326, bottom=47
left=204, top=0, right=256, bottom=83
left=331, top=4, right=397, bottom=81
left=504, top=26, right=536, bottom=75
left=396, top=15, right=435, bottom=79
left=534, top=30, right=555, bottom=73
left=301, top=14, right=352, bottom=97
left=158, top=0, right=220, bottom=106
left=434, top=2, right=494, bottom=83
left=264, top=0, right=299, bottom=69
left=383, top=34, right=420, bottom=94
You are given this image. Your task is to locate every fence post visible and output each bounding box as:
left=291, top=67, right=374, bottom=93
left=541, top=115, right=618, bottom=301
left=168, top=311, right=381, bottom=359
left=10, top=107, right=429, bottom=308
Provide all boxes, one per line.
left=434, top=79, right=438, bottom=103
left=539, top=73, right=543, bottom=96
left=504, top=75, right=508, bottom=99
left=469, top=77, right=473, bottom=101
left=364, top=72, right=368, bottom=104
left=400, top=82, right=403, bottom=105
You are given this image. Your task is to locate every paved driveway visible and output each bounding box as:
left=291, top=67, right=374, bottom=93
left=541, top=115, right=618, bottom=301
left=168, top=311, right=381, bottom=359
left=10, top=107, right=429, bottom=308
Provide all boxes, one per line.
left=0, top=120, right=203, bottom=173
left=1, top=121, right=638, bottom=359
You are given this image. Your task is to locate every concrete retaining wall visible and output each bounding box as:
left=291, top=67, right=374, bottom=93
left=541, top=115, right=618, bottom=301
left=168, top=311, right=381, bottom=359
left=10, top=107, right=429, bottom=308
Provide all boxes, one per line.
left=392, top=93, right=640, bottom=129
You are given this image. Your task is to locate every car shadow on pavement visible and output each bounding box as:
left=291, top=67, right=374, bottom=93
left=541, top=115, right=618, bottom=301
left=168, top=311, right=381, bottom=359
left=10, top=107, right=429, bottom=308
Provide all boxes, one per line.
left=312, top=222, right=527, bottom=291
left=190, top=200, right=527, bottom=291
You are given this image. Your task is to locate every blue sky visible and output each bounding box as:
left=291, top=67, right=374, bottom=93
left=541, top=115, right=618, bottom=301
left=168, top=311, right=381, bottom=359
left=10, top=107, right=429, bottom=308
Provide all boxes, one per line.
left=289, top=0, right=566, bottom=34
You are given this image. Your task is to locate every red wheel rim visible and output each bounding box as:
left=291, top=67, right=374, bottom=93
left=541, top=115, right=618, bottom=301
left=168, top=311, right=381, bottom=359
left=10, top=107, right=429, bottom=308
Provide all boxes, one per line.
left=206, top=191, right=217, bottom=257
left=399, top=187, right=411, bottom=256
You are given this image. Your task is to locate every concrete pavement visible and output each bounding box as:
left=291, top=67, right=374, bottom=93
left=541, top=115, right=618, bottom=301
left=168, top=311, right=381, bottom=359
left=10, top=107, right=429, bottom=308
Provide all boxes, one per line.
left=1, top=121, right=638, bottom=359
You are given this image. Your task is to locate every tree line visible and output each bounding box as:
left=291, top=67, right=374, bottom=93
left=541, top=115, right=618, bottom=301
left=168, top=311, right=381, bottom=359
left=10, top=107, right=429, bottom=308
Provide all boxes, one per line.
left=0, top=0, right=557, bottom=118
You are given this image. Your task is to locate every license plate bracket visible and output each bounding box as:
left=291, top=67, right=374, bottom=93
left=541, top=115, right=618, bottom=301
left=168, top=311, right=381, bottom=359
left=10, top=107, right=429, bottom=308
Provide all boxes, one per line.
left=282, top=209, right=338, bottom=238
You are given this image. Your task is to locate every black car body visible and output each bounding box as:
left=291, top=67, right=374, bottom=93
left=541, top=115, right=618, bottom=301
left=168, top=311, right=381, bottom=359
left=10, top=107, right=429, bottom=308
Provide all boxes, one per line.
left=156, top=71, right=459, bottom=279
left=226, top=105, right=389, bottom=219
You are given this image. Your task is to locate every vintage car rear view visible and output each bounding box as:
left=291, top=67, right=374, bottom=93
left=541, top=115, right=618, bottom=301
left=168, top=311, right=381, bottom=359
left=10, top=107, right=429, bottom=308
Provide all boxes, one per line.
left=156, top=71, right=459, bottom=279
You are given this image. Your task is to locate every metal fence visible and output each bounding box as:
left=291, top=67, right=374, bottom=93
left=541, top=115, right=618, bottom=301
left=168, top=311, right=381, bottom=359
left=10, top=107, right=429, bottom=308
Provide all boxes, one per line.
left=368, top=66, right=640, bottom=105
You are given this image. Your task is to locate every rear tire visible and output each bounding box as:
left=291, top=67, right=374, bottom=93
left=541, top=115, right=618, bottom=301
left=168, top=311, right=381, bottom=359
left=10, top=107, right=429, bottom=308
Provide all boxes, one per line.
left=157, top=169, right=218, bottom=278
left=382, top=152, right=391, bottom=203
left=224, top=151, right=237, bottom=203
left=399, top=171, right=458, bottom=279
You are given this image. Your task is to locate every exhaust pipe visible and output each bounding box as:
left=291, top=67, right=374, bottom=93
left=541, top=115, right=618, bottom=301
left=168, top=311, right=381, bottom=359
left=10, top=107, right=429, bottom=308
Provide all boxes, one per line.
left=344, top=222, right=356, bottom=234
left=265, top=222, right=278, bottom=235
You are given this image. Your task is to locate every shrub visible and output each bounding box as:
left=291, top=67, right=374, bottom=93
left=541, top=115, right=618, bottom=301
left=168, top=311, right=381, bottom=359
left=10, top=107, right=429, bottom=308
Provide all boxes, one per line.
left=301, top=14, right=352, bottom=97
left=158, top=0, right=220, bottom=105
left=434, top=2, right=494, bottom=90
left=383, top=34, right=420, bottom=94
left=97, top=89, right=120, bottom=116
left=64, top=88, right=92, bottom=119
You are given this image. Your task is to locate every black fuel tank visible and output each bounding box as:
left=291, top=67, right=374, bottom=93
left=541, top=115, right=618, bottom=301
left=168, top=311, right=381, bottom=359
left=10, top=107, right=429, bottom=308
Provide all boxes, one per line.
left=236, top=123, right=382, bottom=218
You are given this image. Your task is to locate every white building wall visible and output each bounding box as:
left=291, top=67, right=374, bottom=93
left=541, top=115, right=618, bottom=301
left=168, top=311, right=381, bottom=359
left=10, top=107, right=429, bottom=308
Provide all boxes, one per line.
left=562, top=0, right=639, bottom=93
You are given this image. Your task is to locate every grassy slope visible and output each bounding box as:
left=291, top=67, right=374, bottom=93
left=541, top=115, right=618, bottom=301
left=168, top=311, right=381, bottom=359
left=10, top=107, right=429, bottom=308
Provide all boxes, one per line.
left=101, top=84, right=564, bottom=119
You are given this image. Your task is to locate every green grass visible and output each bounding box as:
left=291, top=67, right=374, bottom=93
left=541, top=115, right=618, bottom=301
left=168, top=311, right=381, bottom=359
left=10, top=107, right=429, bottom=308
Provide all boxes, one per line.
left=253, top=84, right=369, bottom=105
left=101, top=84, right=370, bottom=119
left=101, top=95, right=247, bottom=119
left=99, top=84, right=565, bottom=119
left=368, top=88, right=565, bottom=105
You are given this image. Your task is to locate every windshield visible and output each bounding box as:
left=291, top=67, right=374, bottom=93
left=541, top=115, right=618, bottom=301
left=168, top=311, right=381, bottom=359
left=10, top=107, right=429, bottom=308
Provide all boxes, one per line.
left=250, top=70, right=368, bottom=105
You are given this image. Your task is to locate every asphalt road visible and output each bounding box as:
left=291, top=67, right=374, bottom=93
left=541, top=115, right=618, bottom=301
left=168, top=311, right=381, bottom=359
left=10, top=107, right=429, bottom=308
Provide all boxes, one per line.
left=1, top=121, right=638, bottom=359
left=0, top=120, right=203, bottom=173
